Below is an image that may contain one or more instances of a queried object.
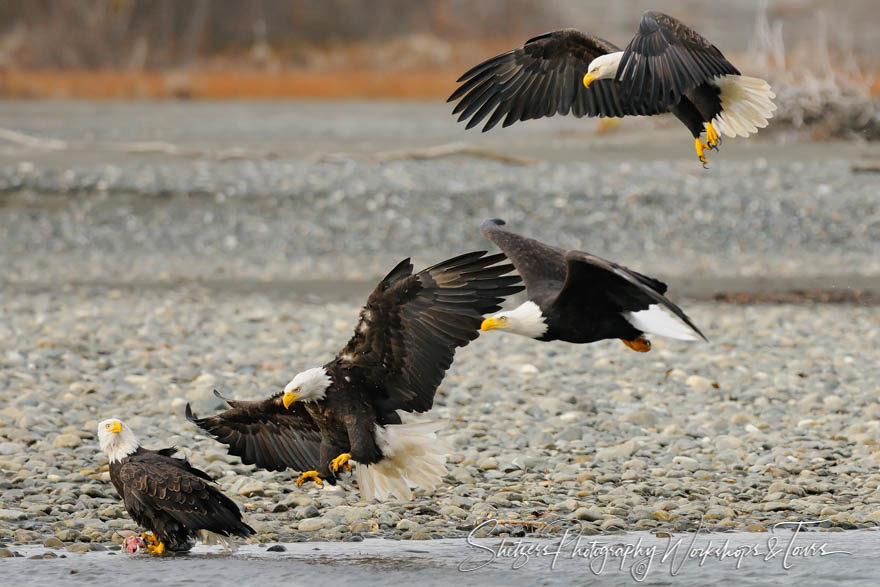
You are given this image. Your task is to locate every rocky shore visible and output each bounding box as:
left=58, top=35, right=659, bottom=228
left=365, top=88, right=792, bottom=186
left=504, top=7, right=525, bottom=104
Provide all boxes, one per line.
left=1, top=287, right=878, bottom=552
left=0, top=101, right=877, bottom=555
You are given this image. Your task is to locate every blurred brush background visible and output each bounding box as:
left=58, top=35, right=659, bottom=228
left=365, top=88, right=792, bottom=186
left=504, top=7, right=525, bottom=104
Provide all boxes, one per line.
left=0, top=0, right=876, bottom=137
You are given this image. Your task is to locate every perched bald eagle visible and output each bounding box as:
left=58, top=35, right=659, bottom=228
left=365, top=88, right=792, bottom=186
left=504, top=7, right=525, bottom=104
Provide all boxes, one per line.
left=187, top=251, right=522, bottom=501
left=478, top=219, right=705, bottom=350
left=97, top=418, right=254, bottom=554
left=449, top=11, right=776, bottom=166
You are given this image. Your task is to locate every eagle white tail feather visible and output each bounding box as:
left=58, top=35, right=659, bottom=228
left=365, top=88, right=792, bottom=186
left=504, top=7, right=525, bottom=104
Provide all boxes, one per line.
left=710, top=75, right=777, bottom=138
left=198, top=530, right=238, bottom=552
left=624, top=305, right=700, bottom=341
left=355, top=421, right=450, bottom=502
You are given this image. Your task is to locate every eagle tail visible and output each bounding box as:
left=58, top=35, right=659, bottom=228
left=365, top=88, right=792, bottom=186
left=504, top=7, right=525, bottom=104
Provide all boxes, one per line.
left=198, top=530, right=239, bottom=552
left=624, top=305, right=702, bottom=341
left=354, top=421, right=450, bottom=502
left=710, top=75, right=777, bottom=138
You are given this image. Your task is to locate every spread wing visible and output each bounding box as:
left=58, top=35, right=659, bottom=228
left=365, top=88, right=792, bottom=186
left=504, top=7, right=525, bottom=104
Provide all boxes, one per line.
left=615, top=11, right=739, bottom=111
left=339, top=251, right=523, bottom=413
left=479, top=218, right=567, bottom=304
left=448, top=29, right=630, bottom=131
left=185, top=390, right=322, bottom=473
left=118, top=454, right=253, bottom=537
left=552, top=250, right=706, bottom=340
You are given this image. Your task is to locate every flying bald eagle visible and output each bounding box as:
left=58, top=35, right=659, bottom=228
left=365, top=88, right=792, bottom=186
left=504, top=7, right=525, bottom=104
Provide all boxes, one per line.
left=478, top=219, right=705, bottom=349
left=186, top=251, right=522, bottom=501
left=448, top=11, right=776, bottom=166
left=97, top=418, right=254, bottom=554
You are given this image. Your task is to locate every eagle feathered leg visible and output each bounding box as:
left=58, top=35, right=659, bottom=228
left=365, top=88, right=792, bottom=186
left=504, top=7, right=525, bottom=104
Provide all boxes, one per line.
left=621, top=336, right=652, bottom=353
left=694, top=138, right=709, bottom=168
left=296, top=470, right=323, bottom=486
left=705, top=122, right=721, bottom=151
left=330, top=453, right=352, bottom=473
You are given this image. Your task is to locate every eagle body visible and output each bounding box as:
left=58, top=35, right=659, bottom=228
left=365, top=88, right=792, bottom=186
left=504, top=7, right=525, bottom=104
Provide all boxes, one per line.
left=188, top=251, right=523, bottom=501
left=479, top=219, right=705, bottom=349
left=300, top=362, right=401, bottom=477
left=671, top=84, right=723, bottom=139
left=98, top=419, right=254, bottom=554
left=538, top=291, right=644, bottom=344
left=449, top=11, right=776, bottom=165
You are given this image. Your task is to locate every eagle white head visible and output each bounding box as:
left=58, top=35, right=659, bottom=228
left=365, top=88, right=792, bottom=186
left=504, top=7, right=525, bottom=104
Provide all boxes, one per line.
left=97, top=418, right=139, bottom=463
left=480, top=300, right=548, bottom=339
left=282, top=367, right=331, bottom=409
left=583, top=51, right=624, bottom=88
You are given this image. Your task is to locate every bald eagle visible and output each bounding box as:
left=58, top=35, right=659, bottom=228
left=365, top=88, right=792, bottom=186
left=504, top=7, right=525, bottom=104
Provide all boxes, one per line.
left=97, top=418, right=254, bottom=554
left=186, top=251, right=522, bottom=501
left=478, top=219, right=705, bottom=350
left=448, top=11, right=776, bottom=166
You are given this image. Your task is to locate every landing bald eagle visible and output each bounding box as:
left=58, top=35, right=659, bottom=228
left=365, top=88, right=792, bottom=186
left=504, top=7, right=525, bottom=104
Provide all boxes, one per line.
left=478, top=219, right=705, bottom=350
left=449, top=11, right=776, bottom=166
left=97, top=418, right=254, bottom=554
left=187, top=251, right=522, bottom=501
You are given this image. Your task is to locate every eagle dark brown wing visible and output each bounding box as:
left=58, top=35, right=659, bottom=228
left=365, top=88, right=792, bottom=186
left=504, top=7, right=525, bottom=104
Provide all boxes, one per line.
left=552, top=250, right=706, bottom=341
left=118, top=451, right=254, bottom=539
left=185, top=390, right=322, bottom=473
left=615, top=11, right=739, bottom=111
left=480, top=218, right=567, bottom=307
left=339, top=251, right=523, bottom=413
left=448, top=29, right=629, bottom=131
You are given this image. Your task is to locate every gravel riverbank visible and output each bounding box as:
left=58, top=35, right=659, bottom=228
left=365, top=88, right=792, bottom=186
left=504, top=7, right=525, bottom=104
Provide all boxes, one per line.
left=1, top=101, right=878, bottom=286
left=2, top=156, right=878, bottom=286
left=1, top=285, right=878, bottom=550
left=0, top=101, right=878, bottom=555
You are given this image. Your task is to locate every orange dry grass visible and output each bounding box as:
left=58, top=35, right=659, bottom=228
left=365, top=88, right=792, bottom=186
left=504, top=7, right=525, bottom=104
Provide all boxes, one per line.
left=1, top=63, right=877, bottom=101
left=195, top=70, right=461, bottom=99
left=0, top=70, right=166, bottom=99
left=0, top=69, right=466, bottom=99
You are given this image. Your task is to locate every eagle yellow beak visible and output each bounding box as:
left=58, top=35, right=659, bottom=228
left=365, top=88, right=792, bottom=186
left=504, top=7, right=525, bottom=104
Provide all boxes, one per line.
left=109, top=421, right=122, bottom=434
left=480, top=317, right=500, bottom=332
left=583, top=72, right=595, bottom=89
left=282, top=390, right=300, bottom=409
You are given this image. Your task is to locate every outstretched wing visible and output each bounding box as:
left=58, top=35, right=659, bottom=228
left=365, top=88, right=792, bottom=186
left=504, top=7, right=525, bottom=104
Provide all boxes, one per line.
left=340, top=251, right=523, bottom=413
left=553, top=250, right=706, bottom=340
left=479, top=218, right=567, bottom=304
left=449, top=29, right=629, bottom=131
left=186, top=390, right=322, bottom=473
left=615, top=11, right=739, bottom=111
left=119, top=454, right=253, bottom=538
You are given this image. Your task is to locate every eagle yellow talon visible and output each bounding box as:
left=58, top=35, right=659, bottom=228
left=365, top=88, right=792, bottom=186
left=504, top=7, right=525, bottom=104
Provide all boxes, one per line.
left=331, top=453, right=352, bottom=473
left=694, top=137, right=708, bottom=167
left=596, top=117, right=621, bottom=135
left=141, top=534, right=165, bottom=555
left=705, top=122, right=721, bottom=150
left=296, top=470, right=323, bottom=486
left=622, top=336, right=652, bottom=353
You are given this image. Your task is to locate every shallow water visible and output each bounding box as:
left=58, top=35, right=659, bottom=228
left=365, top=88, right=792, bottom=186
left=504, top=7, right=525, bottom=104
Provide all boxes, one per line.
left=2, top=530, right=877, bottom=586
